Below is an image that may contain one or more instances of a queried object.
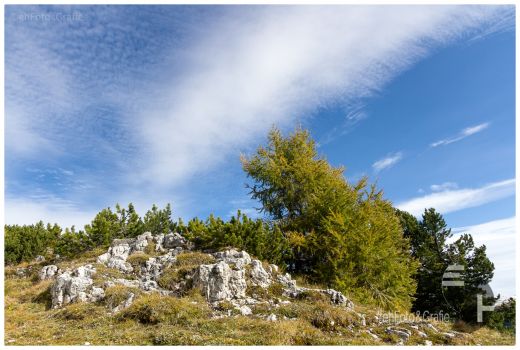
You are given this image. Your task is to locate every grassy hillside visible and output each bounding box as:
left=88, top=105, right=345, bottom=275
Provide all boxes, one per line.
left=4, top=249, right=515, bottom=346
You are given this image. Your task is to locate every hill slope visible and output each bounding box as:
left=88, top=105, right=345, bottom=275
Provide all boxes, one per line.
left=4, top=232, right=515, bottom=345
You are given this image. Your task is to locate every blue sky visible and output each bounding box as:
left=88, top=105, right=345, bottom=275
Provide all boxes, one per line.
left=4, top=5, right=515, bottom=297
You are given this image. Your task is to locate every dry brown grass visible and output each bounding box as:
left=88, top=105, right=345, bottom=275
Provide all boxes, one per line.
left=4, top=260, right=516, bottom=346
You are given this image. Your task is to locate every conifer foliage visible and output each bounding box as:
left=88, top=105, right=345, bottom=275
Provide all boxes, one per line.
left=242, top=127, right=418, bottom=310
left=396, top=208, right=496, bottom=322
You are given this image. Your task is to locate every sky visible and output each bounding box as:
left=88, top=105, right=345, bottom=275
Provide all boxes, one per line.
left=4, top=5, right=515, bottom=298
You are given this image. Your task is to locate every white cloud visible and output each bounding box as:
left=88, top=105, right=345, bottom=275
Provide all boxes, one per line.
left=396, top=178, right=515, bottom=217
left=135, top=6, right=511, bottom=186
left=372, top=152, right=403, bottom=172
left=4, top=196, right=96, bottom=230
left=430, top=122, right=490, bottom=147
left=430, top=182, right=458, bottom=192
left=451, top=217, right=516, bottom=299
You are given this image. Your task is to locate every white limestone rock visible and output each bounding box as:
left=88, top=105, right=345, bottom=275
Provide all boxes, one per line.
left=249, top=259, right=272, bottom=288
left=89, top=287, right=105, bottom=302
left=140, top=257, right=164, bottom=281
left=386, top=327, right=411, bottom=341
left=51, top=264, right=97, bottom=308
left=417, top=330, right=428, bottom=338
left=325, top=288, right=353, bottom=308
left=426, top=323, right=439, bottom=332
left=193, top=261, right=247, bottom=302
left=213, top=249, right=251, bottom=269
left=366, top=329, right=380, bottom=340
left=140, top=280, right=160, bottom=291
left=237, top=305, right=252, bottom=316
left=39, top=265, right=59, bottom=281
left=266, top=313, right=277, bottom=322
left=97, top=239, right=133, bottom=273
left=132, top=232, right=152, bottom=252
left=162, top=232, right=189, bottom=249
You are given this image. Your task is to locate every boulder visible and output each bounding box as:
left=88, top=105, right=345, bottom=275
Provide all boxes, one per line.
left=140, top=280, right=160, bottom=291
left=162, top=232, right=189, bottom=249
left=278, top=273, right=299, bottom=296
left=386, top=327, right=411, bottom=341
left=213, top=249, right=251, bottom=269
left=107, top=258, right=133, bottom=273
left=325, top=288, right=353, bottom=308
left=156, top=249, right=181, bottom=265
left=193, top=261, right=247, bottom=302
left=89, top=287, right=105, bottom=302
left=51, top=264, right=97, bottom=308
left=97, top=240, right=133, bottom=273
left=154, top=233, right=166, bottom=252
left=39, top=265, right=59, bottom=280
left=249, top=260, right=271, bottom=288
left=237, top=305, right=252, bottom=316
left=140, top=257, right=164, bottom=281
left=132, top=232, right=152, bottom=252
left=35, top=255, right=45, bottom=262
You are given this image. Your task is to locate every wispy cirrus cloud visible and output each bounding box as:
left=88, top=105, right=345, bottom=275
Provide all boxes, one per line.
left=372, top=152, right=403, bottom=172
left=430, top=182, right=459, bottom=192
left=396, top=178, right=515, bottom=216
left=5, top=5, right=515, bottom=228
left=430, top=122, right=490, bottom=147
left=135, top=6, right=512, bottom=186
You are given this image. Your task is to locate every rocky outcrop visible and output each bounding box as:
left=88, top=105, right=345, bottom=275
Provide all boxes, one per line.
left=97, top=239, right=134, bottom=273
left=162, top=232, right=190, bottom=249
left=51, top=264, right=102, bottom=308
left=39, top=265, right=59, bottom=281
left=47, top=231, right=353, bottom=315
left=133, top=231, right=153, bottom=252
left=213, top=249, right=251, bottom=269
left=193, top=261, right=248, bottom=302
left=249, top=260, right=271, bottom=288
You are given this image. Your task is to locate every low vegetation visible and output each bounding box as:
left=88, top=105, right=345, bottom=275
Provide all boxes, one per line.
left=4, top=270, right=515, bottom=345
